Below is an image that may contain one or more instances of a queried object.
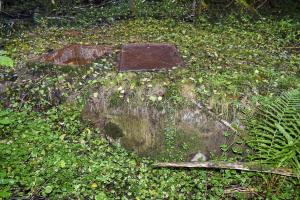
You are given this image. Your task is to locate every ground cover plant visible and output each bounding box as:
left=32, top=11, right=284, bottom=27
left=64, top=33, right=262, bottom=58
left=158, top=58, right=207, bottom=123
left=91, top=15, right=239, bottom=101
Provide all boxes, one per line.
left=1, top=104, right=299, bottom=199
left=1, top=0, right=300, bottom=199
left=248, top=89, right=300, bottom=173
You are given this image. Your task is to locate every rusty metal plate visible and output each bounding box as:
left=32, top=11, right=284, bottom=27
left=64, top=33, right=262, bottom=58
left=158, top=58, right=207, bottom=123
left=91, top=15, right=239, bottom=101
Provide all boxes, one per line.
left=36, top=44, right=111, bottom=66
left=118, top=44, right=184, bottom=71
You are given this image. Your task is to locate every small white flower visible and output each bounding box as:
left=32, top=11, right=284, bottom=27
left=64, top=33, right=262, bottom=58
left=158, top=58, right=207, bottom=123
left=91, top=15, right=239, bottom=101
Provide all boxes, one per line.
left=117, top=86, right=123, bottom=91
left=189, top=77, right=195, bottom=81
left=93, top=92, right=98, bottom=98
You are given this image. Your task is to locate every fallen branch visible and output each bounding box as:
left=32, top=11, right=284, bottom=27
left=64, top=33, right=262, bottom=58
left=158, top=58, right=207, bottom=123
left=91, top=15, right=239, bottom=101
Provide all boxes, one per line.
left=153, top=161, right=298, bottom=177
left=283, top=46, right=300, bottom=49
left=46, top=16, right=75, bottom=20
left=224, top=187, right=258, bottom=195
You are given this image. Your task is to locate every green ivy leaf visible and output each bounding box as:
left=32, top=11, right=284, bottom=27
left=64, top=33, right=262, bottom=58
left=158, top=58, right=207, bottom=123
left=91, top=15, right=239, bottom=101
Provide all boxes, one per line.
left=59, top=160, right=66, bottom=168
left=0, top=118, right=14, bottom=125
left=44, top=185, right=53, bottom=194
left=0, top=55, right=14, bottom=67
left=220, top=144, right=228, bottom=152
left=149, top=96, right=157, bottom=102
left=95, top=192, right=108, bottom=200
left=0, top=111, right=10, bottom=117
left=0, top=188, right=11, bottom=198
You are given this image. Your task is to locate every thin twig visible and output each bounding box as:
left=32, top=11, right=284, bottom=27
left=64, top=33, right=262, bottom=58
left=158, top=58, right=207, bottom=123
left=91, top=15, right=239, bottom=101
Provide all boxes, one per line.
left=46, top=16, right=75, bottom=20
left=73, top=0, right=114, bottom=9
left=283, top=46, right=300, bottom=49
left=0, top=10, right=15, bottom=18
left=256, top=0, right=268, bottom=10
left=225, top=0, right=234, bottom=8
left=191, top=99, right=238, bottom=133
left=153, top=161, right=298, bottom=177
left=224, top=186, right=258, bottom=195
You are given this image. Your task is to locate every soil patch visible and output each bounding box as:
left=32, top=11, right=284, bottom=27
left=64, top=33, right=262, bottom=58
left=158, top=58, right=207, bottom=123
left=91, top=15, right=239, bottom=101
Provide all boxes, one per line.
left=36, top=44, right=112, bottom=66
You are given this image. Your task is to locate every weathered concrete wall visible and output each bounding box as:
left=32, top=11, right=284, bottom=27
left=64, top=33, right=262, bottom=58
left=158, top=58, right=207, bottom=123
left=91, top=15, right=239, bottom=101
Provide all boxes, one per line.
left=82, top=86, right=231, bottom=161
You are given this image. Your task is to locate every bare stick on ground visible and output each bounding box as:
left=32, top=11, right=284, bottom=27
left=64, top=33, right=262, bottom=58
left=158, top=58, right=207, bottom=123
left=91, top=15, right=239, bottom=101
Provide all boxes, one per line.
left=153, top=161, right=298, bottom=177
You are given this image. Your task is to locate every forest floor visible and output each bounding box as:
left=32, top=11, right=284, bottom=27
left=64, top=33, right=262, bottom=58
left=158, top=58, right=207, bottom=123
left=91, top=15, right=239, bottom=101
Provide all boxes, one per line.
left=0, top=5, right=300, bottom=199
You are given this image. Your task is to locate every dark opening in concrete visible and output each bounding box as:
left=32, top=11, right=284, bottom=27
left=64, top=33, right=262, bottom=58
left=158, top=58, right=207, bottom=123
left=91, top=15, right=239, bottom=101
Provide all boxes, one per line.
left=118, top=44, right=184, bottom=71
left=104, top=122, right=124, bottom=139
left=37, top=44, right=112, bottom=66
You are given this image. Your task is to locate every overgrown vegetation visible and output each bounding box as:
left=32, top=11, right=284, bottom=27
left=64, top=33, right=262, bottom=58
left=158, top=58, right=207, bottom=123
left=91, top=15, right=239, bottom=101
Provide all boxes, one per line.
left=0, top=0, right=300, bottom=199
left=1, top=104, right=299, bottom=199
left=0, top=51, right=14, bottom=68
left=248, top=89, right=300, bottom=173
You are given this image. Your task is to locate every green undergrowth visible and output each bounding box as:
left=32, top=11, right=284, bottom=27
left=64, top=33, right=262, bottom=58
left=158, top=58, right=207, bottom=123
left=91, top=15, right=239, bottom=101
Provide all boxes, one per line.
left=2, top=17, right=300, bottom=115
left=1, top=103, right=299, bottom=199
left=248, top=89, right=300, bottom=173
left=1, top=6, right=300, bottom=199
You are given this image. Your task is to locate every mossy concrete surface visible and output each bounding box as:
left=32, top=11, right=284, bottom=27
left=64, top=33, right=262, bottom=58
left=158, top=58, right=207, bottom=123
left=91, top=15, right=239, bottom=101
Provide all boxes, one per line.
left=82, top=83, right=232, bottom=161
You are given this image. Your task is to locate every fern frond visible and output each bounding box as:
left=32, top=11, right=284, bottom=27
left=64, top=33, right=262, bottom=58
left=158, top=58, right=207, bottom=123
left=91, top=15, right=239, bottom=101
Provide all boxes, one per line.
left=248, top=89, right=300, bottom=173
